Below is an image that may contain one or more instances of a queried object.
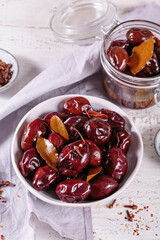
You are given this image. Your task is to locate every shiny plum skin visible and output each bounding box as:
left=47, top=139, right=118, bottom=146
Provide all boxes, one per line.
left=21, top=118, right=47, bottom=151
left=114, top=129, right=131, bottom=153
left=83, top=119, right=112, bottom=146
left=104, top=147, right=128, bottom=182
left=145, top=52, right=160, bottom=74
left=48, top=131, right=65, bottom=152
left=108, top=46, right=129, bottom=72
left=19, top=147, right=41, bottom=177
left=108, top=129, right=131, bottom=153
left=32, top=165, right=57, bottom=191
left=126, top=28, right=153, bottom=45
left=86, top=139, right=102, bottom=167
left=58, top=140, right=90, bottom=177
left=99, top=109, right=125, bottom=129
left=56, top=179, right=91, bottom=203
left=63, top=97, right=91, bottom=115
left=64, top=116, right=88, bottom=141
left=90, top=175, right=118, bottom=200
left=155, top=46, right=160, bottom=63
left=107, top=40, right=130, bottom=54
left=43, top=112, right=69, bottom=124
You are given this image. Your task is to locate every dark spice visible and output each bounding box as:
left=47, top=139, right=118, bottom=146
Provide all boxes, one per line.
left=126, top=210, right=133, bottom=221
left=0, top=181, right=10, bottom=187
left=1, top=235, right=4, bottom=240
left=124, top=204, right=138, bottom=210
left=109, top=199, right=116, bottom=208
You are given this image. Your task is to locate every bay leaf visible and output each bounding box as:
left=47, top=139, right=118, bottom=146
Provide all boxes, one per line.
left=50, top=115, right=69, bottom=141
left=36, top=136, right=58, bottom=171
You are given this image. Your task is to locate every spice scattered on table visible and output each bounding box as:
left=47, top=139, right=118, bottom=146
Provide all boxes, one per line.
left=109, top=199, right=116, bottom=208
left=0, top=60, right=12, bottom=87
left=124, top=204, right=138, bottom=210
left=108, top=199, right=159, bottom=237
left=1, top=235, right=4, bottom=240
left=0, top=181, right=10, bottom=187
left=0, top=180, right=15, bottom=203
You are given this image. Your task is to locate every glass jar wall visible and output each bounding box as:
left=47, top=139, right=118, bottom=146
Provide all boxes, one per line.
left=100, top=20, right=160, bottom=109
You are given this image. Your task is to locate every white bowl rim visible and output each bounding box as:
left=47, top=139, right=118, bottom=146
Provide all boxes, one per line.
left=11, top=94, right=143, bottom=207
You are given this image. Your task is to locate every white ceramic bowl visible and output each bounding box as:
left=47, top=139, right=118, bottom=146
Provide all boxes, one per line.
left=11, top=94, right=143, bottom=207
left=0, top=48, right=19, bottom=92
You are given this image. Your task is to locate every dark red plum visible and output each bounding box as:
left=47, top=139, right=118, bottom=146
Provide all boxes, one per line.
left=63, top=97, right=91, bottom=115
left=86, top=139, right=102, bottom=167
left=99, top=109, right=125, bottom=129
left=83, top=119, right=112, bottom=146
left=19, top=147, right=41, bottom=177
left=32, top=165, right=57, bottom=191
left=104, top=147, right=128, bottom=182
left=21, top=118, right=47, bottom=151
left=43, top=112, right=69, bottom=124
left=108, top=129, right=131, bottom=153
left=56, top=179, right=91, bottom=203
left=107, top=40, right=130, bottom=54
left=126, top=28, right=153, bottom=45
left=64, top=115, right=88, bottom=141
left=58, top=140, right=90, bottom=177
left=90, top=175, right=118, bottom=200
left=108, top=46, right=129, bottom=72
left=145, top=52, right=160, bottom=74
left=48, top=131, right=65, bottom=152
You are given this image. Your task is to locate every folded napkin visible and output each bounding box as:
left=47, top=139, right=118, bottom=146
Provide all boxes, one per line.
left=0, top=2, right=160, bottom=240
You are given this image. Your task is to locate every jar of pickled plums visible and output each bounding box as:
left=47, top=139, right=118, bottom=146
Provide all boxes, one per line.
left=100, top=20, right=160, bottom=109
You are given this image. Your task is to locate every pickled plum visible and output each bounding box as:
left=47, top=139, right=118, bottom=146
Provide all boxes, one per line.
left=99, top=109, right=125, bottom=129
left=83, top=119, right=112, bottom=145
left=144, top=52, right=160, bottom=74
left=63, top=97, right=91, bottom=115
left=104, top=147, right=128, bottom=182
left=32, top=165, right=57, bottom=191
left=58, top=140, right=90, bottom=176
left=86, top=139, right=102, bottom=167
left=19, top=147, right=41, bottom=177
left=56, top=179, right=91, bottom=203
left=48, top=131, right=65, bottom=152
left=107, top=40, right=130, bottom=54
left=64, top=115, right=88, bottom=141
left=43, top=112, right=69, bottom=124
left=21, top=118, right=47, bottom=151
left=90, top=175, right=118, bottom=200
left=108, top=46, right=129, bottom=72
left=126, top=28, right=153, bottom=45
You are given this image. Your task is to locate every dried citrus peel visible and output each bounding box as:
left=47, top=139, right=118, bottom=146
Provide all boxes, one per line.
left=128, top=37, right=154, bottom=75
left=87, top=166, right=102, bottom=182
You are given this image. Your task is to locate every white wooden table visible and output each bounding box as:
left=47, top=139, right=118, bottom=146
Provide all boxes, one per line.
left=1, top=1, right=160, bottom=239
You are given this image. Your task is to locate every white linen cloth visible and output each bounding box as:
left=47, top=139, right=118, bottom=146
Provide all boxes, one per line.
left=0, top=2, right=160, bottom=240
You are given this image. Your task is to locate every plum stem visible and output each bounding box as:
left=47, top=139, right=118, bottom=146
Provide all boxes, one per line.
left=70, top=126, right=85, bottom=143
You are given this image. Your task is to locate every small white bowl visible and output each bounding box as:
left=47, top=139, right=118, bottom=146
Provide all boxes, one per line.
left=11, top=95, right=143, bottom=207
left=0, top=48, right=19, bottom=92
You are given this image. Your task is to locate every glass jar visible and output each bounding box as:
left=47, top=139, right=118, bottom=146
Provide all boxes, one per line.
left=100, top=20, right=160, bottom=109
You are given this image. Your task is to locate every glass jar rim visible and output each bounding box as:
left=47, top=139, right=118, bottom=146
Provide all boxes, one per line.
left=101, top=19, right=160, bottom=87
